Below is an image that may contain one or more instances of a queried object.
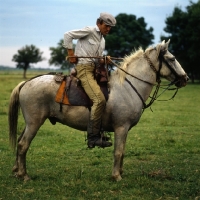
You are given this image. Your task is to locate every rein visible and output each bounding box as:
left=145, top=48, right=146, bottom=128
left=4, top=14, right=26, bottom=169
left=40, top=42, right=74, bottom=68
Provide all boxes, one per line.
left=67, top=54, right=179, bottom=110
left=106, top=54, right=179, bottom=110
left=106, top=55, right=162, bottom=109
left=66, top=56, right=123, bottom=61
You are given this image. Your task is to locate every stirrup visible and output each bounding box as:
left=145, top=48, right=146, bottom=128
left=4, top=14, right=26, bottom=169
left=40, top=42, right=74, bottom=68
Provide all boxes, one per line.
left=87, top=137, right=112, bottom=149
left=100, top=131, right=112, bottom=142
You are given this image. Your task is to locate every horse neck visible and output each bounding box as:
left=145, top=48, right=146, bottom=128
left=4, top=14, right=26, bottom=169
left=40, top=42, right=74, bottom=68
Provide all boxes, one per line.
left=111, top=57, right=156, bottom=101
left=125, top=58, right=157, bottom=101
left=132, top=56, right=157, bottom=80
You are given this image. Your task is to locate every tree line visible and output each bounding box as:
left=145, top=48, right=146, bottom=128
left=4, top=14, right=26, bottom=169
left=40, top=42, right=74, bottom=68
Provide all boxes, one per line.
left=12, top=1, right=200, bottom=82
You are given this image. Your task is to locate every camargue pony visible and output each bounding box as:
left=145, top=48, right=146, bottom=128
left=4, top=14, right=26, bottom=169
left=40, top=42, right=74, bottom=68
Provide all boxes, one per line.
left=8, top=40, right=188, bottom=181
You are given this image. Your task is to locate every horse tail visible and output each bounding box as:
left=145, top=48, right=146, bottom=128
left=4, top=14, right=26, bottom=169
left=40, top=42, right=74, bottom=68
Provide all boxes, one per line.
left=8, top=81, right=26, bottom=151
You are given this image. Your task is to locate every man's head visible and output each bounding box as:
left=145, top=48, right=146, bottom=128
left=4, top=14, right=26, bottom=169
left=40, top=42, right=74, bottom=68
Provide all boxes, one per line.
left=97, top=12, right=116, bottom=36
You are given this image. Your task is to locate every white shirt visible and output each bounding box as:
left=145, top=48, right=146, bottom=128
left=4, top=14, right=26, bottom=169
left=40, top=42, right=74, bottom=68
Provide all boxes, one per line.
left=63, top=26, right=105, bottom=64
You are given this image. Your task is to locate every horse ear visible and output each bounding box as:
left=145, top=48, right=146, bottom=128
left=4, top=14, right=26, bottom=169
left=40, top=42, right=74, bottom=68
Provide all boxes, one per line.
left=159, top=39, right=170, bottom=54
left=155, top=41, right=163, bottom=58
left=161, top=40, right=165, bottom=45
left=165, top=39, right=170, bottom=49
left=155, top=39, right=170, bottom=59
left=162, top=39, right=170, bottom=50
left=156, top=40, right=166, bottom=52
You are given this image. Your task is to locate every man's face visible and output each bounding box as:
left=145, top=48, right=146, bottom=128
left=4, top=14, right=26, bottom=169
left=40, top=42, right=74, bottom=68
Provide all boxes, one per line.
left=98, top=22, right=112, bottom=36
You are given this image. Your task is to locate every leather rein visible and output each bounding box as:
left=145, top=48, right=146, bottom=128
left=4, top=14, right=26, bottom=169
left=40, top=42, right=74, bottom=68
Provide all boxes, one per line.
left=106, top=51, right=179, bottom=110
left=68, top=52, right=179, bottom=110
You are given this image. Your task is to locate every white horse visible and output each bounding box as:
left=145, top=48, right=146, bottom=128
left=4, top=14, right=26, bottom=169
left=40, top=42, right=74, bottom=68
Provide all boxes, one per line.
left=8, top=40, right=188, bottom=181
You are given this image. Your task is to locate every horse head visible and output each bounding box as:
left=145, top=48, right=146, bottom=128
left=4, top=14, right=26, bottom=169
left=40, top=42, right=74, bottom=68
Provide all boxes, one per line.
left=154, top=40, right=189, bottom=88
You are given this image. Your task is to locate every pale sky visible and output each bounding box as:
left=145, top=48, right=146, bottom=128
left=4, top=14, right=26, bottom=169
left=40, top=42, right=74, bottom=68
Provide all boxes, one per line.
left=0, top=0, right=195, bottom=68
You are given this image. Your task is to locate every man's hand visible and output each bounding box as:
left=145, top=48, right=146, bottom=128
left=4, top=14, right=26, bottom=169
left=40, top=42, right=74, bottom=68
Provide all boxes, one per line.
left=106, top=56, right=112, bottom=64
left=67, top=49, right=78, bottom=64
left=99, top=56, right=112, bottom=65
left=98, top=56, right=112, bottom=65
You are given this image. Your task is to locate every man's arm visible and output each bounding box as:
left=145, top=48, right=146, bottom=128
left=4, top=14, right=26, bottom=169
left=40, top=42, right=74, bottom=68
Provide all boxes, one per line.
left=63, top=27, right=92, bottom=64
left=63, top=27, right=91, bottom=48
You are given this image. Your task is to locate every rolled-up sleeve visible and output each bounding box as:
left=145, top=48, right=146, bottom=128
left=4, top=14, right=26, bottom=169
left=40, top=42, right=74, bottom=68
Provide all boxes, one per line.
left=63, top=33, right=73, bottom=49
left=63, top=27, right=91, bottom=49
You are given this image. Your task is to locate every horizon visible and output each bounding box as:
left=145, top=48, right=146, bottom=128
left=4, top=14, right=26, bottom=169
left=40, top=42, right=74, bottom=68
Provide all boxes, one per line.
left=0, top=0, right=196, bottom=69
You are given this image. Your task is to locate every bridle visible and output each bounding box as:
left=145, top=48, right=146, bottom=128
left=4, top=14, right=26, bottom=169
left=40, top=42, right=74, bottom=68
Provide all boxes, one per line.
left=106, top=49, right=180, bottom=110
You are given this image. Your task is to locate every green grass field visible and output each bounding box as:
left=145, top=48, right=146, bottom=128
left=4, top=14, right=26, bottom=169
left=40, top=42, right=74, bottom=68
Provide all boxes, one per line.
left=0, top=70, right=200, bottom=200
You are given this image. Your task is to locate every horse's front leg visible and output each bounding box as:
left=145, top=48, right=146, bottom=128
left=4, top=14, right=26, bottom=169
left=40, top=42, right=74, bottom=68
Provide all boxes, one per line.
left=112, top=126, right=128, bottom=181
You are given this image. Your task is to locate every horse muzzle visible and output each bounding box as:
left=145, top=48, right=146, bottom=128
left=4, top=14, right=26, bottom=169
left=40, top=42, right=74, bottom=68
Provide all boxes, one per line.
left=175, top=74, right=189, bottom=88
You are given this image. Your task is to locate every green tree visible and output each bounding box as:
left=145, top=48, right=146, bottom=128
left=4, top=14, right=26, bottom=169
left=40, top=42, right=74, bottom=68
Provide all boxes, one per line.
left=12, top=45, right=44, bottom=78
left=161, top=1, right=200, bottom=82
left=49, top=39, right=73, bottom=70
left=105, top=13, right=154, bottom=57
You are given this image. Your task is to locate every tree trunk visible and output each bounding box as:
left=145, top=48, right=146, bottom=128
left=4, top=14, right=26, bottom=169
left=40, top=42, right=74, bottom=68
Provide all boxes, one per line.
left=23, top=64, right=29, bottom=79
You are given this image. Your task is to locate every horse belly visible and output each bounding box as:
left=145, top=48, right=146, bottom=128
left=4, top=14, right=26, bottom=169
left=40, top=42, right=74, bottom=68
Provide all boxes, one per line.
left=52, top=105, right=90, bottom=131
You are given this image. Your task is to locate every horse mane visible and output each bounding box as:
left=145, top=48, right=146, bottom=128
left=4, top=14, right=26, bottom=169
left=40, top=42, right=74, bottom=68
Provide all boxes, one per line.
left=112, top=47, right=145, bottom=84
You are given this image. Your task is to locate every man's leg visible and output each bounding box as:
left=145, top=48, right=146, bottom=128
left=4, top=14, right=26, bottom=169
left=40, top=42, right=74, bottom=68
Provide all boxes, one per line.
left=76, top=64, right=112, bottom=148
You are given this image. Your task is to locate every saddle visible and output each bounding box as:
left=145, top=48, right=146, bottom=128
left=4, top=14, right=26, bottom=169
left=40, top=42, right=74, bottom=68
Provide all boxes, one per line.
left=55, top=67, right=109, bottom=107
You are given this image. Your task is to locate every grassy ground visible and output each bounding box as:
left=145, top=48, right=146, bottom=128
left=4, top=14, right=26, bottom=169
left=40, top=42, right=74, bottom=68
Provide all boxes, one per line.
left=0, top=70, right=200, bottom=200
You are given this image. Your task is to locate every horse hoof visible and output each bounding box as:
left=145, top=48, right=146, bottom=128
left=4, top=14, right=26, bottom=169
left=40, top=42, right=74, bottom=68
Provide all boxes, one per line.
left=112, top=175, right=122, bottom=181
left=14, top=173, right=31, bottom=181
left=24, top=174, right=31, bottom=182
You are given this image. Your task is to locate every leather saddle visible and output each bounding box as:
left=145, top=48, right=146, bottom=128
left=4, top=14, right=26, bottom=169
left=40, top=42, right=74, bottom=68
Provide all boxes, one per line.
left=55, top=70, right=109, bottom=107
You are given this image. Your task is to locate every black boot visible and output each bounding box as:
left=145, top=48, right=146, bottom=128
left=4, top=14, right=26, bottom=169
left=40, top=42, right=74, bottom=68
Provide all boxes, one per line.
left=87, top=135, right=112, bottom=148
left=87, top=120, right=112, bottom=148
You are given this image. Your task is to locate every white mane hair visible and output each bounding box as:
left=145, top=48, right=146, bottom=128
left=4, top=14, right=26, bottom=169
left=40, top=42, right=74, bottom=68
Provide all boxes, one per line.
left=111, top=45, right=156, bottom=84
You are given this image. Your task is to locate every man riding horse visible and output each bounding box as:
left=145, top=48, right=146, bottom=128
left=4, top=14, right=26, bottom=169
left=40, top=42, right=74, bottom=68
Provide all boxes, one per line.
left=63, top=12, right=116, bottom=148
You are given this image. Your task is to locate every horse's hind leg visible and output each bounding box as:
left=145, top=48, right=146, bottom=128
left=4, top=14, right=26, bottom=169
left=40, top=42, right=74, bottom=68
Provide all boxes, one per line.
left=112, top=126, right=128, bottom=181
left=12, top=128, right=25, bottom=173
left=13, top=123, right=42, bottom=181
